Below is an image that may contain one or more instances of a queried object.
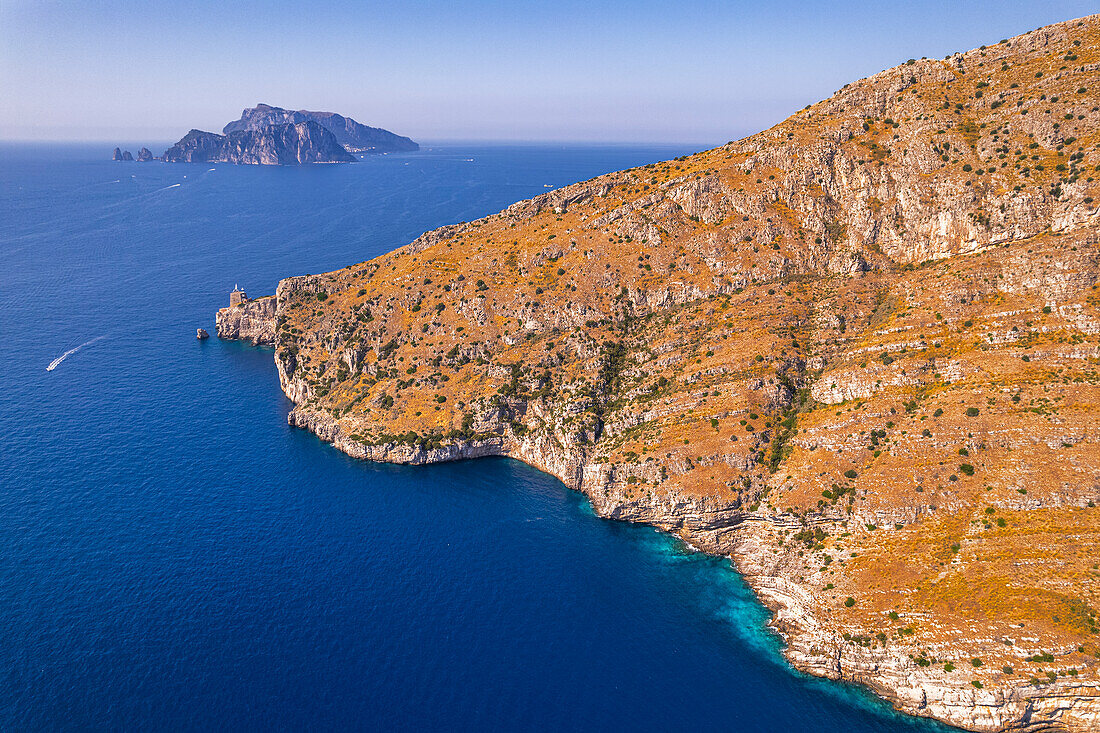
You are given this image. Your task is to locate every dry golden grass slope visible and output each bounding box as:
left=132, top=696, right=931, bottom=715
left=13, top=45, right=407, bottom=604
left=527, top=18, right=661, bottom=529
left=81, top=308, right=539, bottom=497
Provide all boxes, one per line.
left=220, top=15, right=1100, bottom=732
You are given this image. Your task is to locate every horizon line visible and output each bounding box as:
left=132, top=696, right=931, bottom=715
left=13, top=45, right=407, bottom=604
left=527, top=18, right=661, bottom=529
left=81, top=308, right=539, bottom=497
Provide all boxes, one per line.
left=0, top=136, right=725, bottom=148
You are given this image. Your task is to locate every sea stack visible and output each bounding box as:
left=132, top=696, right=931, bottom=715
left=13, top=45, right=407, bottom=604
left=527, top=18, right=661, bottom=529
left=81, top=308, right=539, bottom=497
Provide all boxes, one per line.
left=196, top=328, right=209, bottom=340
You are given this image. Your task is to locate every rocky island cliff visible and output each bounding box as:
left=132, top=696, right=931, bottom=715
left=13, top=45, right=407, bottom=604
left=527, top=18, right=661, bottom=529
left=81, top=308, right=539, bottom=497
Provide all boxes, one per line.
left=114, top=105, right=416, bottom=165
left=217, top=16, right=1100, bottom=731
left=223, top=103, right=419, bottom=153
left=162, top=121, right=356, bottom=165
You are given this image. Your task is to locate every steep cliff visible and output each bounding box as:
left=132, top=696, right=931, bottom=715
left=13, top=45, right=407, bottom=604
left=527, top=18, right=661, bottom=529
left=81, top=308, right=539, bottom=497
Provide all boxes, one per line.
left=162, top=121, right=355, bottom=165
left=219, top=16, right=1100, bottom=732
left=162, top=129, right=228, bottom=163
left=223, top=103, right=419, bottom=153
left=215, top=296, right=277, bottom=345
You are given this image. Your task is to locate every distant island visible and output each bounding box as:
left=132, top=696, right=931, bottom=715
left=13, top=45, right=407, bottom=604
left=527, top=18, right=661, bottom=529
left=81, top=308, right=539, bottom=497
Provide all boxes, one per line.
left=113, top=104, right=418, bottom=166
left=223, top=103, right=419, bottom=154
left=162, top=122, right=356, bottom=165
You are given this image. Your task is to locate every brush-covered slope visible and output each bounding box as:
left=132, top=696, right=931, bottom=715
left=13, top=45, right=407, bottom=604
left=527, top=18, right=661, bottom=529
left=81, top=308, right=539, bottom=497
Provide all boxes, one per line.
left=224, top=16, right=1100, bottom=732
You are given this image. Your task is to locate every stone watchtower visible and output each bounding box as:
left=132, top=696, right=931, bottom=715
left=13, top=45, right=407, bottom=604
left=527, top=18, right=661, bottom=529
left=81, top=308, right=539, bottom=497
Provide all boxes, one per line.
left=229, top=284, right=248, bottom=307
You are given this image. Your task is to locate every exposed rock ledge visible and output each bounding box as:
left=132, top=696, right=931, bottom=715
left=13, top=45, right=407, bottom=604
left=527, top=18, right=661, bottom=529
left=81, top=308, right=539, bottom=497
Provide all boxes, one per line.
left=215, top=296, right=277, bottom=345
left=211, top=316, right=1100, bottom=732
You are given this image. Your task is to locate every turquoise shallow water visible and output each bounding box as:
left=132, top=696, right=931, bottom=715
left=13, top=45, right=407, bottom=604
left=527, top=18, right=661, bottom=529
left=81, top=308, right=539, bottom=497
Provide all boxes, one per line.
left=0, top=142, right=956, bottom=731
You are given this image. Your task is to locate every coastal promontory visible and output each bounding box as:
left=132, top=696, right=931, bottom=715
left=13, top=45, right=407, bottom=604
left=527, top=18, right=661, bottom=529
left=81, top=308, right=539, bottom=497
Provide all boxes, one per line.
left=218, top=16, right=1100, bottom=731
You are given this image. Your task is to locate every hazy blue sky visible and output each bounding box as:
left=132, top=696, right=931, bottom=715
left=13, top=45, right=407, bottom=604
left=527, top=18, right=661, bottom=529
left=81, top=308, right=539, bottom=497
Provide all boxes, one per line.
left=1, top=1, right=1097, bottom=144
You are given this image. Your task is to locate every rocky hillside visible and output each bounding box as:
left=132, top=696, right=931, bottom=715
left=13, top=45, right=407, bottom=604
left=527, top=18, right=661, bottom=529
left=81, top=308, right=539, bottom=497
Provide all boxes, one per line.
left=162, top=121, right=355, bottom=165
left=223, top=103, right=419, bottom=153
left=218, top=16, right=1100, bottom=731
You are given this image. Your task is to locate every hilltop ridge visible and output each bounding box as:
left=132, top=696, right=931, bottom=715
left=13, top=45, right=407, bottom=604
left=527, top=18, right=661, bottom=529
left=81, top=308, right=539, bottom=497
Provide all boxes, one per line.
left=219, top=16, right=1100, bottom=731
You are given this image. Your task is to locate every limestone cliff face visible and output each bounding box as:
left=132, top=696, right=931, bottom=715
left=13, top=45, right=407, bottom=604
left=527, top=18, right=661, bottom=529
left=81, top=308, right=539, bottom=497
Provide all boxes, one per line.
left=162, top=121, right=355, bottom=165
left=162, top=130, right=226, bottom=163
left=218, top=16, right=1100, bottom=733
left=215, top=296, right=277, bottom=345
left=223, top=103, right=419, bottom=153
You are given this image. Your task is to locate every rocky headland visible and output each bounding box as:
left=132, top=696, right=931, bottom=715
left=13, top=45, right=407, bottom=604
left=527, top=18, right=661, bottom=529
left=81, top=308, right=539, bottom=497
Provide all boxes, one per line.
left=217, top=16, right=1100, bottom=731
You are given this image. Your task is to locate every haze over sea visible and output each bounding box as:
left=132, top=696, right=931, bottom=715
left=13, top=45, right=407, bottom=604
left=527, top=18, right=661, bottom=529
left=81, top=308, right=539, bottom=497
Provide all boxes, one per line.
left=0, top=142, right=955, bottom=731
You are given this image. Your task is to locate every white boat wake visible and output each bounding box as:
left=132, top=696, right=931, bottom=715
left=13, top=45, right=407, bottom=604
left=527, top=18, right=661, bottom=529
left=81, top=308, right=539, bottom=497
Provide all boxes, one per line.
left=46, top=336, right=106, bottom=371
left=156, top=183, right=182, bottom=192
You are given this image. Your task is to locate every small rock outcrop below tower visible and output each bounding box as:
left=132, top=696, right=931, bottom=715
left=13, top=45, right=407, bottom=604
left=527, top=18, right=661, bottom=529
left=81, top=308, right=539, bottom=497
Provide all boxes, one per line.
left=216, top=287, right=276, bottom=345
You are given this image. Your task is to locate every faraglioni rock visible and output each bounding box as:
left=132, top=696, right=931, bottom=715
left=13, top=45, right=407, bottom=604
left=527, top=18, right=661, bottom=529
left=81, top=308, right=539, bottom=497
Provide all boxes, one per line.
left=162, top=121, right=356, bottom=165
left=224, top=103, right=419, bottom=153
left=112, top=147, right=134, bottom=161
left=136, top=147, right=154, bottom=162
left=216, top=15, right=1100, bottom=733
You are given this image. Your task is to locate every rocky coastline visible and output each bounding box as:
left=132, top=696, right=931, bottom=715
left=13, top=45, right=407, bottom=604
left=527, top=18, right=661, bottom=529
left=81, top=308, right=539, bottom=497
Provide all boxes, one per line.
left=220, top=289, right=1099, bottom=731
left=214, top=16, right=1100, bottom=732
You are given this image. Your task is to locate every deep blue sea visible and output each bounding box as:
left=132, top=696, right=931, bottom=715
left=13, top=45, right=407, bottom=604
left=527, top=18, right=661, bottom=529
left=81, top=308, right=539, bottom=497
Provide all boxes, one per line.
left=0, top=142, right=955, bottom=731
